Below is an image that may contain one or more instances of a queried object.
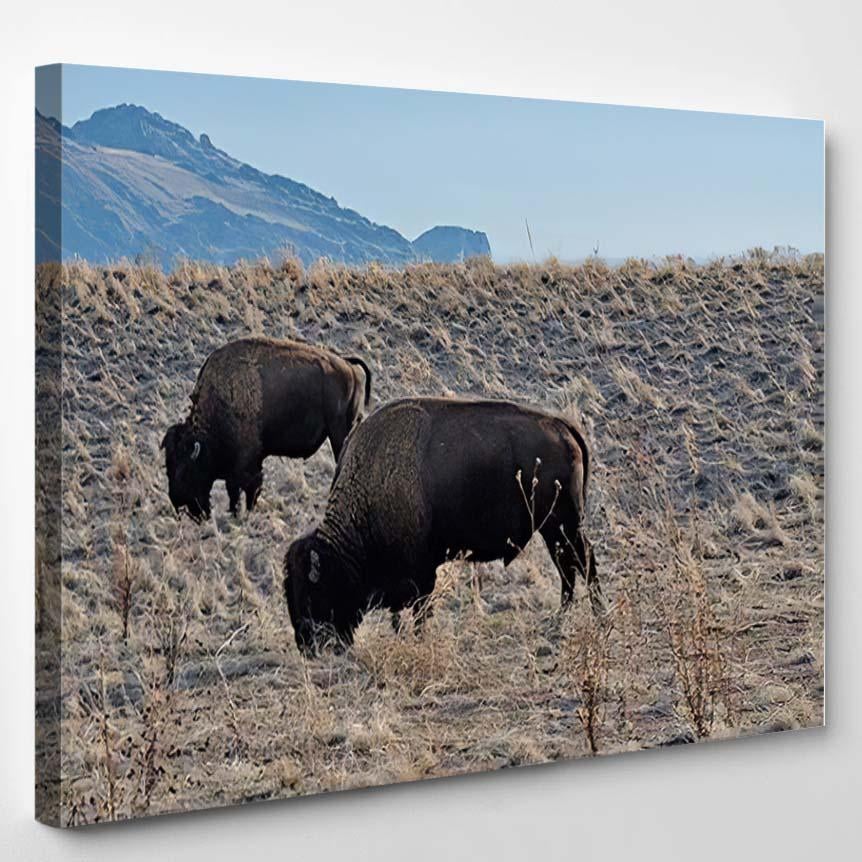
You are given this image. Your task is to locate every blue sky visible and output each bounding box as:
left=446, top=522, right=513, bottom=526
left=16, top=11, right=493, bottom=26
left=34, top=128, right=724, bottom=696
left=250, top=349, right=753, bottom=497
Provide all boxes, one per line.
left=40, top=64, right=824, bottom=262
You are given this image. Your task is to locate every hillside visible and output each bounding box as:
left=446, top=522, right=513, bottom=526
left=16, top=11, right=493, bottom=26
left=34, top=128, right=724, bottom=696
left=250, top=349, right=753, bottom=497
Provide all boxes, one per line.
left=35, top=106, right=491, bottom=268
left=36, top=253, right=824, bottom=823
left=413, top=225, right=492, bottom=262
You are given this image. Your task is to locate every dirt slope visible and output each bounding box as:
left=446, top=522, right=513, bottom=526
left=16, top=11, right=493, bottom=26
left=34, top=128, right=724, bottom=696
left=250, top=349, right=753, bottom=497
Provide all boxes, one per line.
left=36, top=252, right=824, bottom=824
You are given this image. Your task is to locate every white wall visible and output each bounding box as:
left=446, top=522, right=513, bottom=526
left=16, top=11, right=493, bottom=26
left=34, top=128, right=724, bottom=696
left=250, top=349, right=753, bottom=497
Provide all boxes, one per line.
left=1, top=2, right=857, bottom=859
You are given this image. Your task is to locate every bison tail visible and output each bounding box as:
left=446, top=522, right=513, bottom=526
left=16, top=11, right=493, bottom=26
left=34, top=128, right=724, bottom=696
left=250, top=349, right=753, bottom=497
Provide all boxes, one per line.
left=346, top=357, right=372, bottom=407
left=559, top=416, right=590, bottom=507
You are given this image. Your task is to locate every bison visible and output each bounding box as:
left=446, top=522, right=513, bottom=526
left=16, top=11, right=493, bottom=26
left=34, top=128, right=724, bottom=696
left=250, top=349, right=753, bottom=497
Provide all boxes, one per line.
left=284, top=397, right=600, bottom=656
left=162, top=337, right=371, bottom=521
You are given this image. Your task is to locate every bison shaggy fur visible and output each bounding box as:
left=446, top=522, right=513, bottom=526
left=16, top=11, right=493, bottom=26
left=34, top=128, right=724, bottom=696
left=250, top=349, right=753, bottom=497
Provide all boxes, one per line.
left=162, top=337, right=371, bottom=521
left=284, top=397, right=600, bottom=655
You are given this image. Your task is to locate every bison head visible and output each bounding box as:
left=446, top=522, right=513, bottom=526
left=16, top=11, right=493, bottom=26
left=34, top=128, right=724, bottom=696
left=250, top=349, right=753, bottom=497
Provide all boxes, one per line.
left=161, top=422, right=214, bottom=522
left=283, top=533, right=362, bottom=657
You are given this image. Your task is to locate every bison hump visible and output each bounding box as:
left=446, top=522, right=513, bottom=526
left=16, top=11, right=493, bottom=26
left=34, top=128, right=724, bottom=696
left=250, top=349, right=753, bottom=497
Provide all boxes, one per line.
left=193, top=351, right=265, bottom=423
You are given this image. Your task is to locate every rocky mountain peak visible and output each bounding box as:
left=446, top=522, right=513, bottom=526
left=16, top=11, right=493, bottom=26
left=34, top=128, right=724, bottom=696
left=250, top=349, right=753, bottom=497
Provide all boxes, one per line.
left=37, top=105, right=491, bottom=268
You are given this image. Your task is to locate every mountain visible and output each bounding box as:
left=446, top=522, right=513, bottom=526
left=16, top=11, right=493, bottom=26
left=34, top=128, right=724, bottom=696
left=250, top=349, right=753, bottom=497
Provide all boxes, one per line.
left=413, top=226, right=492, bottom=263
left=35, top=105, right=491, bottom=268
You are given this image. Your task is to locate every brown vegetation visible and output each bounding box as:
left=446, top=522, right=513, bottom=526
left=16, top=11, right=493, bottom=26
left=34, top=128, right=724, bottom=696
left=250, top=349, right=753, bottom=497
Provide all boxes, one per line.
left=35, top=250, right=824, bottom=824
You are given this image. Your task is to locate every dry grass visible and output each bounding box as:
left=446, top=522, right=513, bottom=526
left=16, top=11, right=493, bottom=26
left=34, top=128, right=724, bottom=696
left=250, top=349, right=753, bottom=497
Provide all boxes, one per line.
left=35, top=250, right=824, bottom=824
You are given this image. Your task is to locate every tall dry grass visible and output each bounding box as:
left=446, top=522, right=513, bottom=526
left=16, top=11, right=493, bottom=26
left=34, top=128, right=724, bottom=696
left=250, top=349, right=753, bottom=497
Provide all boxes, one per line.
left=36, top=250, right=824, bottom=823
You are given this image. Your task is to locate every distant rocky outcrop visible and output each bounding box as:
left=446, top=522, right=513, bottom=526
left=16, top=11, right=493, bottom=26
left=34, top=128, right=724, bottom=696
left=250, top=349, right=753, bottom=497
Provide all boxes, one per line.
left=413, top=225, right=491, bottom=263
left=36, top=105, right=491, bottom=268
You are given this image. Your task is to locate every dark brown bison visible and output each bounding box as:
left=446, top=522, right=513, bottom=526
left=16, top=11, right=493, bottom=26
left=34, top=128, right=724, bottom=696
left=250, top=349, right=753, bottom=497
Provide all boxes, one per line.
left=162, top=337, right=371, bottom=521
left=284, top=397, right=600, bottom=656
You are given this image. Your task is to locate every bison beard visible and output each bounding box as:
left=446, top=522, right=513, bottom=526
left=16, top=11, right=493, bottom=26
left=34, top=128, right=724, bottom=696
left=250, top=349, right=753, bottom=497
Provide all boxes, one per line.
left=283, top=397, right=601, bottom=657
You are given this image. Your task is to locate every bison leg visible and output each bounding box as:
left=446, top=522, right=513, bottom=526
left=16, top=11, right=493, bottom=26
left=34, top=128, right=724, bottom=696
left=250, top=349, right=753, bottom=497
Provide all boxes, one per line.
left=541, top=519, right=603, bottom=614
left=583, top=542, right=605, bottom=616
left=400, top=568, right=437, bottom=634
left=327, top=415, right=351, bottom=463
left=245, top=470, right=263, bottom=512
left=228, top=456, right=263, bottom=516
left=226, top=479, right=242, bottom=517
left=502, top=543, right=521, bottom=567
left=548, top=535, right=577, bottom=607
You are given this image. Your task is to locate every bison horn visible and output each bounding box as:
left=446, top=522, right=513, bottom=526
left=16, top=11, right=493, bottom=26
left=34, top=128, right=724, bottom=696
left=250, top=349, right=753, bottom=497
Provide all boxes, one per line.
left=191, top=441, right=201, bottom=461
left=309, top=549, right=321, bottom=583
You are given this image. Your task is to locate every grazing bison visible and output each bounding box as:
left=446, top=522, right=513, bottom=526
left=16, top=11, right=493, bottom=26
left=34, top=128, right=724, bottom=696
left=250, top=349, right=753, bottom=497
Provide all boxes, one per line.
left=284, top=397, right=600, bottom=656
left=162, top=337, right=371, bottom=521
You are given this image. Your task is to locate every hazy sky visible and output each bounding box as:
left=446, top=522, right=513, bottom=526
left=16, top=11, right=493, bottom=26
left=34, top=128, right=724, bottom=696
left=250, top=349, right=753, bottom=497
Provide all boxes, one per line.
left=40, top=64, right=824, bottom=262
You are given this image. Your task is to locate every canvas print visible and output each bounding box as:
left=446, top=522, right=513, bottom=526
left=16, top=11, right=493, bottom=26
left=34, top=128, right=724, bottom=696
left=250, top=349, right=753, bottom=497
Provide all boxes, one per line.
left=35, top=64, right=825, bottom=826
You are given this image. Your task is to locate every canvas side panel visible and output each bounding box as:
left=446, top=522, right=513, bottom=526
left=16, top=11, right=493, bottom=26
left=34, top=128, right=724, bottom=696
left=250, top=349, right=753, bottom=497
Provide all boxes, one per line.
left=35, top=63, right=63, bottom=827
